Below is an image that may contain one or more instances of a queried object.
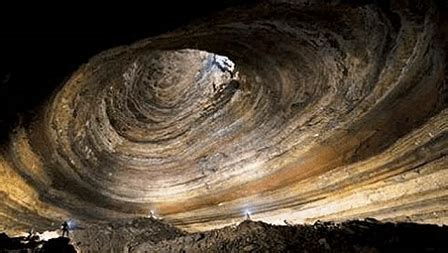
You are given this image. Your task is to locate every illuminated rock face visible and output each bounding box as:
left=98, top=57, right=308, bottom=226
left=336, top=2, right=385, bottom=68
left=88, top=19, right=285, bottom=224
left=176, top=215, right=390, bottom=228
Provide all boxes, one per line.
left=1, top=0, right=447, bottom=234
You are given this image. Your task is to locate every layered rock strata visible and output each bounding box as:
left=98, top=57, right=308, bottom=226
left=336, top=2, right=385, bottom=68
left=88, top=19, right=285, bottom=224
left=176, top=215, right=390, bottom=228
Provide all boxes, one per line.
left=0, top=0, right=447, bottom=234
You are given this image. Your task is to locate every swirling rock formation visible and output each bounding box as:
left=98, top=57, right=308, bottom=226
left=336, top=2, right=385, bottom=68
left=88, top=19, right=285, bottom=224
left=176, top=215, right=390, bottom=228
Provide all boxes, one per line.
left=1, top=0, right=447, bottom=235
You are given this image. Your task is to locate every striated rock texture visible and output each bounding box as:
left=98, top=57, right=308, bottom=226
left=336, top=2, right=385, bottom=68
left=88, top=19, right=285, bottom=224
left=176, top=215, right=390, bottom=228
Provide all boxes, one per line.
left=0, top=0, right=447, bottom=235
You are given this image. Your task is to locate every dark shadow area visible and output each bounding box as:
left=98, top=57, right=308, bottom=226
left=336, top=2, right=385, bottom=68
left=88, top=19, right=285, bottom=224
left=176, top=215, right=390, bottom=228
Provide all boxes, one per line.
left=0, top=233, right=75, bottom=253
left=3, top=218, right=446, bottom=252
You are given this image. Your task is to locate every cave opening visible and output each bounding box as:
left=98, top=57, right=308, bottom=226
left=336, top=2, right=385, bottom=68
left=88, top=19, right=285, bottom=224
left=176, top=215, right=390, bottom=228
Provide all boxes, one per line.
left=1, top=0, right=448, bottom=252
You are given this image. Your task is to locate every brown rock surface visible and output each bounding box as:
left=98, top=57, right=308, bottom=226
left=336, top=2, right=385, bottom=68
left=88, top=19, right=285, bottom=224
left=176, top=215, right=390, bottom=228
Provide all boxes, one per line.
left=71, top=218, right=185, bottom=252
left=70, top=218, right=448, bottom=252
left=3, top=218, right=447, bottom=252
left=0, top=0, right=447, bottom=238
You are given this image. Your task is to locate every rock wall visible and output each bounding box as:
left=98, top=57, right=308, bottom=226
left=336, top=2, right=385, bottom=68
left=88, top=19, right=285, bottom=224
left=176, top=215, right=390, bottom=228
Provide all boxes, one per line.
left=0, top=0, right=447, bottom=234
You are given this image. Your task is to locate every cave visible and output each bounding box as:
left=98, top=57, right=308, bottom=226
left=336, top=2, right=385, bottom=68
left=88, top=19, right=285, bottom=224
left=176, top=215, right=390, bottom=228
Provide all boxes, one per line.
left=1, top=0, right=448, bottom=252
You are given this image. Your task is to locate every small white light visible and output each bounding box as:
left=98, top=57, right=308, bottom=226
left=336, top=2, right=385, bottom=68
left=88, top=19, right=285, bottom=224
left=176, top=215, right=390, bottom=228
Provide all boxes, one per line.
left=66, top=219, right=77, bottom=230
left=244, top=209, right=252, bottom=220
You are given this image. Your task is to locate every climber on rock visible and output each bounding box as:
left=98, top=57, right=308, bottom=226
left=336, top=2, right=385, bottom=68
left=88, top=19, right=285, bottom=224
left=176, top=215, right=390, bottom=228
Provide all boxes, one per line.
left=245, top=211, right=251, bottom=221
left=25, top=228, right=35, bottom=241
left=61, top=221, right=70, bottom=237
left=284, top=219, right=293, bottom=226
left=25, top=228, right=41, bottom=248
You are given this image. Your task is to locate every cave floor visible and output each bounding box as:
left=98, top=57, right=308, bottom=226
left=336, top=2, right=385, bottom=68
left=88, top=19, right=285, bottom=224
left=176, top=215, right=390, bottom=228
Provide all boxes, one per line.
left=2, top=218, right=448, bottom=252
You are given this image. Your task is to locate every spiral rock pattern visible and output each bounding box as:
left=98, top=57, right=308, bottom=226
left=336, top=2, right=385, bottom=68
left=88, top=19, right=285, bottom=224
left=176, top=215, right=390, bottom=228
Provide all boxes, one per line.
left=1, top=0, right=447, bottom=234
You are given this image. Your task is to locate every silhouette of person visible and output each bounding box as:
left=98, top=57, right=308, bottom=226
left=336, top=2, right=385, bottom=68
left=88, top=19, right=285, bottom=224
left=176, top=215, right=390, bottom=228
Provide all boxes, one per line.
left=61, top=221, right=69, bottom=237
left=25, top=228, right=35, bottom=241
left=284, top=219, right=293, bottom=226
left=26, top=229, right=41, bottom=249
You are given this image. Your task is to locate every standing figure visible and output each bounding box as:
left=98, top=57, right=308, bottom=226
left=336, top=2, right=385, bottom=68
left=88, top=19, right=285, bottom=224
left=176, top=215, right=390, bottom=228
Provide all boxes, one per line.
left=61, top=221, right=69, bottom=237
left=25, top=228, right=35, bottom=241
